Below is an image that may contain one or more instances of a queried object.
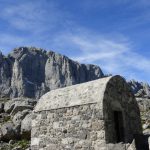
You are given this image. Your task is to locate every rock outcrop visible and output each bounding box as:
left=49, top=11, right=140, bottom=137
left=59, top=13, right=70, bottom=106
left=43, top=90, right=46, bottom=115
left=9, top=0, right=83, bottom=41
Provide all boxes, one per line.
left=0, top=98, right=36, bottom=142
left=128, top=80, right=150, bottom=136
left=128, top=80, right=150, bottom=98
left=0, top=47, right=103, bottom=99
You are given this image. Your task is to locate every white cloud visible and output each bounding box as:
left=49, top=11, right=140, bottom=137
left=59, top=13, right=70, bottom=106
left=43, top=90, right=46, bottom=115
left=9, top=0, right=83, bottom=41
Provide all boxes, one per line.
left=0, top=1, right=68, bottom=34
left=51, top=30, right=150, bottom=82
left=0, top=0, right=149, bottom=83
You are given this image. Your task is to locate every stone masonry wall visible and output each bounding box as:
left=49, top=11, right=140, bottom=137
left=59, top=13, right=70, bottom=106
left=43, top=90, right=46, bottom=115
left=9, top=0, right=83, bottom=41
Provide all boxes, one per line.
left=31, top=103, right=106, bottom=150
left=31, top=76, right=142, bottom=150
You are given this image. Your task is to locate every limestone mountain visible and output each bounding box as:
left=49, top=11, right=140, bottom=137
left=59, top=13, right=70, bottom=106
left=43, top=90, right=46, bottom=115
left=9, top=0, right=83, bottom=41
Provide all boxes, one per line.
left=0, top=47, right=103, bottom=99
left=128, top=80, right=150, bottom=136
left=128, top=80, right=150, bottom=98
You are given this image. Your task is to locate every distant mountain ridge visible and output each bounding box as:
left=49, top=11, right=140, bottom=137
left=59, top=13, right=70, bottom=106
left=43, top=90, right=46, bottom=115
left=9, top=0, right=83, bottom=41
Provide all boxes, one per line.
left=0, top=47, right=103, bottom=99
left=128, top=80, right=150, bottom=135
left=128, top=80, right=150, bottom=98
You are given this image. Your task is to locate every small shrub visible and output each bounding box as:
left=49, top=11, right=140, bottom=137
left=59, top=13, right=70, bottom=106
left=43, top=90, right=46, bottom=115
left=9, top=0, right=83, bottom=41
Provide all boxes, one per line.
left=10, top=139, right=30, bottom=149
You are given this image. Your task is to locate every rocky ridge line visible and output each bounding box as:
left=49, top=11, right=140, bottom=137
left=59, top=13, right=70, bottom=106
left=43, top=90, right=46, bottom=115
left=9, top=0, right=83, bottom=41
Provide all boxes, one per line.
left=128, top=80, right=150, bottom=135
left=0, top=47, right=103, bottom=99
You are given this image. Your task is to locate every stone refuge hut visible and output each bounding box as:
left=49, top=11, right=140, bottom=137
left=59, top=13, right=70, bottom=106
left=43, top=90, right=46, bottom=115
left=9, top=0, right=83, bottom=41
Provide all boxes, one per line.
left=31, top=75, right=142, bottom=150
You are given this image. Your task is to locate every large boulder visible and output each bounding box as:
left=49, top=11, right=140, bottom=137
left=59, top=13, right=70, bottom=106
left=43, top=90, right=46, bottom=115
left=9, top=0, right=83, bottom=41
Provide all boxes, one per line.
left=136, top=98, right=150, bottom=112
left=12, top=109, right=32, bottom=126
left=129, top=80, right=150, bottom=98
left=4, top=98, right=36, bottom=114
left=21, top=113, right=32, bottom=140
left=4, top=100, right=15, bottom=113
left=11, top=105, right=33, bottom=116
left=1, top=122, right=16, bottom=141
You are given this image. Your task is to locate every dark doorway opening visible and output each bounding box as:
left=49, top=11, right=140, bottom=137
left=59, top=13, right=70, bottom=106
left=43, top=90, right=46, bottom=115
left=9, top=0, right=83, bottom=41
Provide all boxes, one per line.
left=114, top=111, right=124, bottom=143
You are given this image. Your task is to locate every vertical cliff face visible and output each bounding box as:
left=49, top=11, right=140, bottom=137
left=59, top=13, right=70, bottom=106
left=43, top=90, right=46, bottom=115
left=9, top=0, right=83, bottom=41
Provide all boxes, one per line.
left=128, top=80, right=150, bottom=98
left=0, top=52, right=12, bottom=98
left=0, top=47, right=103, bottom=99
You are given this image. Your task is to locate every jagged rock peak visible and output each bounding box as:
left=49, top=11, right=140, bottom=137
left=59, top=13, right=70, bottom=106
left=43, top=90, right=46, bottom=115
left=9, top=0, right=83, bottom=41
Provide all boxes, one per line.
left=0, top=47, right=104, bottom=99
left=128, top=80, right=150, bottom=98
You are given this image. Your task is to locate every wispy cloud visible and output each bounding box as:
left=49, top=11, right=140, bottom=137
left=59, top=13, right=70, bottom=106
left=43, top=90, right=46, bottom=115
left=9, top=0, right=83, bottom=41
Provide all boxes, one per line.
left=0, top=0, right=71, bottom=53
left=0, top=34, right=26, bottom=54
left=51, top=30, right=150, bottom=82
left=0, top=0, right=150, bottom=83
left=0, top=0, right=69, bottom=34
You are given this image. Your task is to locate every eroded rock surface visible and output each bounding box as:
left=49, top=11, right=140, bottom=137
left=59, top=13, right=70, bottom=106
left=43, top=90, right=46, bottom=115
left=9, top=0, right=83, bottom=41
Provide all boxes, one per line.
left=128, top=80, right=150, bottom=98
left=0, top=47, right=103, bottom=99
left=129, top=80, right=150, bottom=136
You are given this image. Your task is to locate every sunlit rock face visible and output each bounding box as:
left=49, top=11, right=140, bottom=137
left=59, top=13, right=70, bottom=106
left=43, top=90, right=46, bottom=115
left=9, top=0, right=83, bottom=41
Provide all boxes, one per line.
left=0, top=47, right=103, bottom=99
left=31, top=76, right=142, bottom=150
left=128, top=80, right=150, bottom=137
left=128, top=80, right=150, bottom=98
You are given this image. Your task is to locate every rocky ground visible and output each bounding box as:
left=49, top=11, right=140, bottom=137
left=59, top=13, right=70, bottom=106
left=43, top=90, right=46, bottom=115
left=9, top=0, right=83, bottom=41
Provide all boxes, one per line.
left=136, top=98, right=150, bottom=135
left=0, top=98, right=36, bottom=150
left=0, top=81, right=149, bottom=150
left=0, top=47, right=149, bottom=149
left=129, top=80, right=150, bottom=135
left=0, top=47, right=103, bottom=149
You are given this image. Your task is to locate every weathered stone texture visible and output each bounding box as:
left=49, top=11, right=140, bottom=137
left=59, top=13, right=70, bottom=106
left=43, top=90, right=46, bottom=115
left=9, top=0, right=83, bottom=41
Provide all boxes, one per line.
left=31, top=76, right=142, bottom=150
left=0, top=47, right=103, bottom=99
left=31, top=104, right=106, bottom=150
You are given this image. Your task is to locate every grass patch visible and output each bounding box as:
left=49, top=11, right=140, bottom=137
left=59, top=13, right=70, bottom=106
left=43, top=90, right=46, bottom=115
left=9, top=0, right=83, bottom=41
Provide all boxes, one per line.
left=10, top=139, right=30, bottom=150
left=0, top=97, right=10, bottom=102
left=3, top=115, right=11, bottom=122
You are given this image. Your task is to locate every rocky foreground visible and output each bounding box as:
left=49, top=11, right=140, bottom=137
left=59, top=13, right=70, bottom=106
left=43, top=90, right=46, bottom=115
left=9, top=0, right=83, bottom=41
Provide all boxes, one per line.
left=0, top=80, right=149, bottom=150
left=0, top=47, right=149, bottom=149
left=0, top=47, right=103, bottom=149
left=129, top=80, right=150, bottom=135
left=0, top=98, right=35, bottom=150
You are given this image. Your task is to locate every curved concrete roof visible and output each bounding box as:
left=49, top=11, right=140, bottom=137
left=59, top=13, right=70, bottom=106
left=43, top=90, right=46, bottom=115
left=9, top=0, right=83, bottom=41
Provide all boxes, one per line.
left=34, top=76, right=121, bottom=112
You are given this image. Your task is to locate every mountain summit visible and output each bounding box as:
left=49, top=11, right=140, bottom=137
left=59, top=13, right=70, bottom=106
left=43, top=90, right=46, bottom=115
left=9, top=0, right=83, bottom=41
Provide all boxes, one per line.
left=0, top=47, right=103, bottom=99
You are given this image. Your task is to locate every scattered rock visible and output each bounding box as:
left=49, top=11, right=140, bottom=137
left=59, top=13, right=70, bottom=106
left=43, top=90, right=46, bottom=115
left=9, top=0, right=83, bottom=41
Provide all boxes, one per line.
left=1, top=122, right=16, bottom=141
left=11, top=105, right=33, bottom=116
left=12, top=146, right=22, bottom=150
left=127, top=139, right=136, bottom=150
left=9, top=139, right=15, bottom=145
left=21, top=113, right=32, bottom=140
left=143, top=124, right=149, bottom=130
left=128, top=80, right=150, bottom=98
left=4, top=98, right=36, bottom=115
left=143, top=129, right=150, bottom=135
left=12, top=109, right=31, bottom=126
left=4, top=100, right=15, bottom=113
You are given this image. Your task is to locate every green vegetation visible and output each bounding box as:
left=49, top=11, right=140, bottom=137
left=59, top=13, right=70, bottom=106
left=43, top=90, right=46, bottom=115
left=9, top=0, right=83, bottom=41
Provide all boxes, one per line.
left=3, top=115, right=11, bottom=123
left=140, top=110, right=150, bottom=130
left=0, top=97, right=10, bottom=102
left=10, top=140, right=30, bottom=149
left=0, top=140, right=30, bottom=150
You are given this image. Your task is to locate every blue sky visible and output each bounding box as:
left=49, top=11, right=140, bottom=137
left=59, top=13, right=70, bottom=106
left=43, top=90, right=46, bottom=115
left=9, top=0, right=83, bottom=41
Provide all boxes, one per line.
left=0, top=0, right=150, bottom=83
